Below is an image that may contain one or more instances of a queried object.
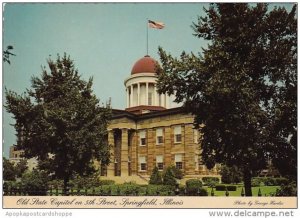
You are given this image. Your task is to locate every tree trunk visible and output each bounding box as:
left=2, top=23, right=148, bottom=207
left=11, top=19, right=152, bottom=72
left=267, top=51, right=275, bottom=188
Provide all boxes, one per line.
left=63, top=176, right=70, bottom=196
left=243, top=168, right=252, bottom=196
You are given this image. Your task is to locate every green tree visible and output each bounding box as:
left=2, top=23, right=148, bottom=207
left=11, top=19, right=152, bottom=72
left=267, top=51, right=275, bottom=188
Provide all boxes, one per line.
left=5, top=54, right=111, bottom=194
left=149, top=166, right=163, bottom=185
left=15, top=159, right=28, bottom=178
left=163, top=166, right=177, bottom=186
left=21, top=169, right=49, bottom=196
left=220, top=165, right=242, bottom=184
left=157, top=3, right=296, bottom=196
left=3, top=157, right=16, bottom=181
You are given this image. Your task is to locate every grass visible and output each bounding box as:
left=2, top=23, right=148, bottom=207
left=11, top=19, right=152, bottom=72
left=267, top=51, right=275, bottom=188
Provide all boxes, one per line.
left=204, top=185, right=280, bottom=197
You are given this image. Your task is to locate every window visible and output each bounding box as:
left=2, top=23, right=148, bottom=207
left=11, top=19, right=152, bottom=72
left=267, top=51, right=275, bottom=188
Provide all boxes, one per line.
left=139, top=130, right=146, bottom=146
left=156, top=128, right=164, bottom=144
left=139, top=156, right=147, bottom=171
left=156, top=155, right=164, bottom=170
left=174, top=125, right=182, bottom=143
left=148, top=92, right=152, bottom=105
left=194, top=129, right=199, bottom=143
left=175, top=154, right=183, bottom=170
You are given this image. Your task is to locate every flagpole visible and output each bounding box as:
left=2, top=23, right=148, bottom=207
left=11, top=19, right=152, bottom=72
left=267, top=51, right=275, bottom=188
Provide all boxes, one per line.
left=146, top=19, right=149, bottom=55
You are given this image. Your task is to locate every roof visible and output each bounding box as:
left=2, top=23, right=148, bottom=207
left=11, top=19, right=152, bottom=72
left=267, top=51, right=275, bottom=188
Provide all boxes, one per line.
left=111, top=107, right=188, bottom=121
left=131, top=55, right=160, bottom=75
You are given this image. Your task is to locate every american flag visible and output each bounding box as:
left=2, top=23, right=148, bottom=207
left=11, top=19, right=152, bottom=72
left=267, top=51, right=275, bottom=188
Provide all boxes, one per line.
left=148, top=20, right=165, bottom=29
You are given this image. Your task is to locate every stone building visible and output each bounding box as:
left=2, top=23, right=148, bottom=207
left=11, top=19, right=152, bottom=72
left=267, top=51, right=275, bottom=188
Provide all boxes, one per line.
left=103, top=55, right=219, bottom=182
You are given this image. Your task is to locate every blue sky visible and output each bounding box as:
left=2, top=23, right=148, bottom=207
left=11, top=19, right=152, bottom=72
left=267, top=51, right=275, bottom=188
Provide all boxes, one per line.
left=2, top=2, right=294, bottom=157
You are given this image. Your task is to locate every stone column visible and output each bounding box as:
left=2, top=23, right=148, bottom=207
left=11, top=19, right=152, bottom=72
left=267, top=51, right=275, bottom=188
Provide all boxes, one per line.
left=130, top=85, right=133, bottom=107
left=154, top=85, right=157, bottom=106
left=107, top=130, right=115, bottom=177
left=121, top=128, right=129, bottom=176
left=126, top=88, right=129, bottom=108
left=145, top=82, right=149, bottom=105
left=137, top=83, right=140, bottom=106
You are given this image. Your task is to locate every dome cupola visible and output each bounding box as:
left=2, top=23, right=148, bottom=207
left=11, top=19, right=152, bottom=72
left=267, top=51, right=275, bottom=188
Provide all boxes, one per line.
left=131, top=55, right=160, bottom=75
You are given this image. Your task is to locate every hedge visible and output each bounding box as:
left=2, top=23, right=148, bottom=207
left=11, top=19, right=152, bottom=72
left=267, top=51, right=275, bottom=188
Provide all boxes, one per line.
left=186, top=179, right=203, bottom=196
left=251, top=177, right=289, bottom=187
left=202, top=177, right=220, bottom=186
left=215, top=185, right=237, bottom=191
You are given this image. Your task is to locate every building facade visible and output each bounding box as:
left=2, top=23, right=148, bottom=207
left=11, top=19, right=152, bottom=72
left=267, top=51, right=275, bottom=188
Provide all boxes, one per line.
left=104, top=55, right=219, bottom=182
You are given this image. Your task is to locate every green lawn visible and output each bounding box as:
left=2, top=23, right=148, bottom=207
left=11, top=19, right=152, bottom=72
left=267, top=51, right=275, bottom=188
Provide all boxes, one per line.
left=204, top=186, right=280, bottom=197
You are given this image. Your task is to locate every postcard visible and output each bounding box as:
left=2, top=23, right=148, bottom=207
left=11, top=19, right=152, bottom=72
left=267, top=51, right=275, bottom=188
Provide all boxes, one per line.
left=2, top=1, right=297, bottom=212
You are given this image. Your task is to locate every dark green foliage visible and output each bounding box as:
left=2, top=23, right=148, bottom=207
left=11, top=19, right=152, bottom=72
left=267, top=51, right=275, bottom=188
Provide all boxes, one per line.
left=220, top=165, right=242, bottom=184
left=48, top=179, right=64, bottom=189
left=276, top=181, right=297, bottom=196
left=118, top=182, right=140, bottom=196
left=3, top=157, right=16, bottom=181
left=169, top=165, right=183, bottom=179
left=21, top=169, right=49, bottom=195
left=215, top=185, right=226, bottom=191
left=5, top=54, right=112, bottom=193
left=15, top=159, right=28, bottom=178
left=197, top=188, right=208, bottom=196
left=185, top=179, right=203, bottom=196
left=149, top=166, right=163, bottom=185
left=163, top=166, right=177, bottom=186
left=202, top=177, right=220, bottom=187
left=251, top=178, right=264, bottom=187
left=274, top=177, right=289, bottom=186
left=157, top=3, right=297, bottom=196
left=226, top=185, right=237, bottom=191
left=99, top=180, right=115, bottom=186
left=252, top=177, right=289, bottom=187
left=70, top=174, right=101, bottom=189
left=211, top=184, right=236, bottom=191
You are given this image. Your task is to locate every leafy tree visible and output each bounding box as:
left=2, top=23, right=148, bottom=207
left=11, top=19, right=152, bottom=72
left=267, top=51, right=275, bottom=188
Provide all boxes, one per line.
left=157, top=3, right=296, bottom=196
left=169, top=165, right=183, bottom=179
left=149, top=166, right=163, bottom=185
left=220, top=165, right=242, bottom=184
left=5, top=54, right=111, bottom=194
left=15, top=159, right=28, bottom=178
left=3, top=157, right=16, bottom=181
left=163, top=166, right=177, bottom=186
left=21, top=169, right=49, bottom=195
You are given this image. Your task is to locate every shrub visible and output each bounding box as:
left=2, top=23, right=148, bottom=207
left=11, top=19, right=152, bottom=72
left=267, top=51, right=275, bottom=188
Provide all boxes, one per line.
left=276, top=182, right=297, bottom=196
left=275, top=177, right=289, bottom=186
left=163, top=166, right=177, bottom=186
left=226, top=185, right=237, bottom=191
left=70, top=174, right=101, bottom=189
left=251, top=177, right=264, bottom=187
left=251, top=177, right=289, bottom=187
left=220, top=165, right=242, bottom=184
left=21, top=169, right=49, bottom=195
left=99, top=180, right=115, bottom=186
left=119, top=182, right=140, bottom=196
left=169, top=165, right=183, bottom=179
left=197, top=188, right=208, bottom=196
left=48, top=179, right=64, bottom=189
left=146, top=185, right=174, bottom=196
left=149, top=166, right=163, bottom=185
left=264, top=177, right=276, bottom=186
left=185, top=179, right=203, bottom=196
left=215, top=185, right=226, bottom=191
left=202, top=177, right=220, bottom=187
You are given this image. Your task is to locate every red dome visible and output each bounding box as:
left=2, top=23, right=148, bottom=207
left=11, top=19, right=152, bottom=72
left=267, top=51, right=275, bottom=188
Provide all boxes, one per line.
left=131, top=55, right=160, bottom=74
